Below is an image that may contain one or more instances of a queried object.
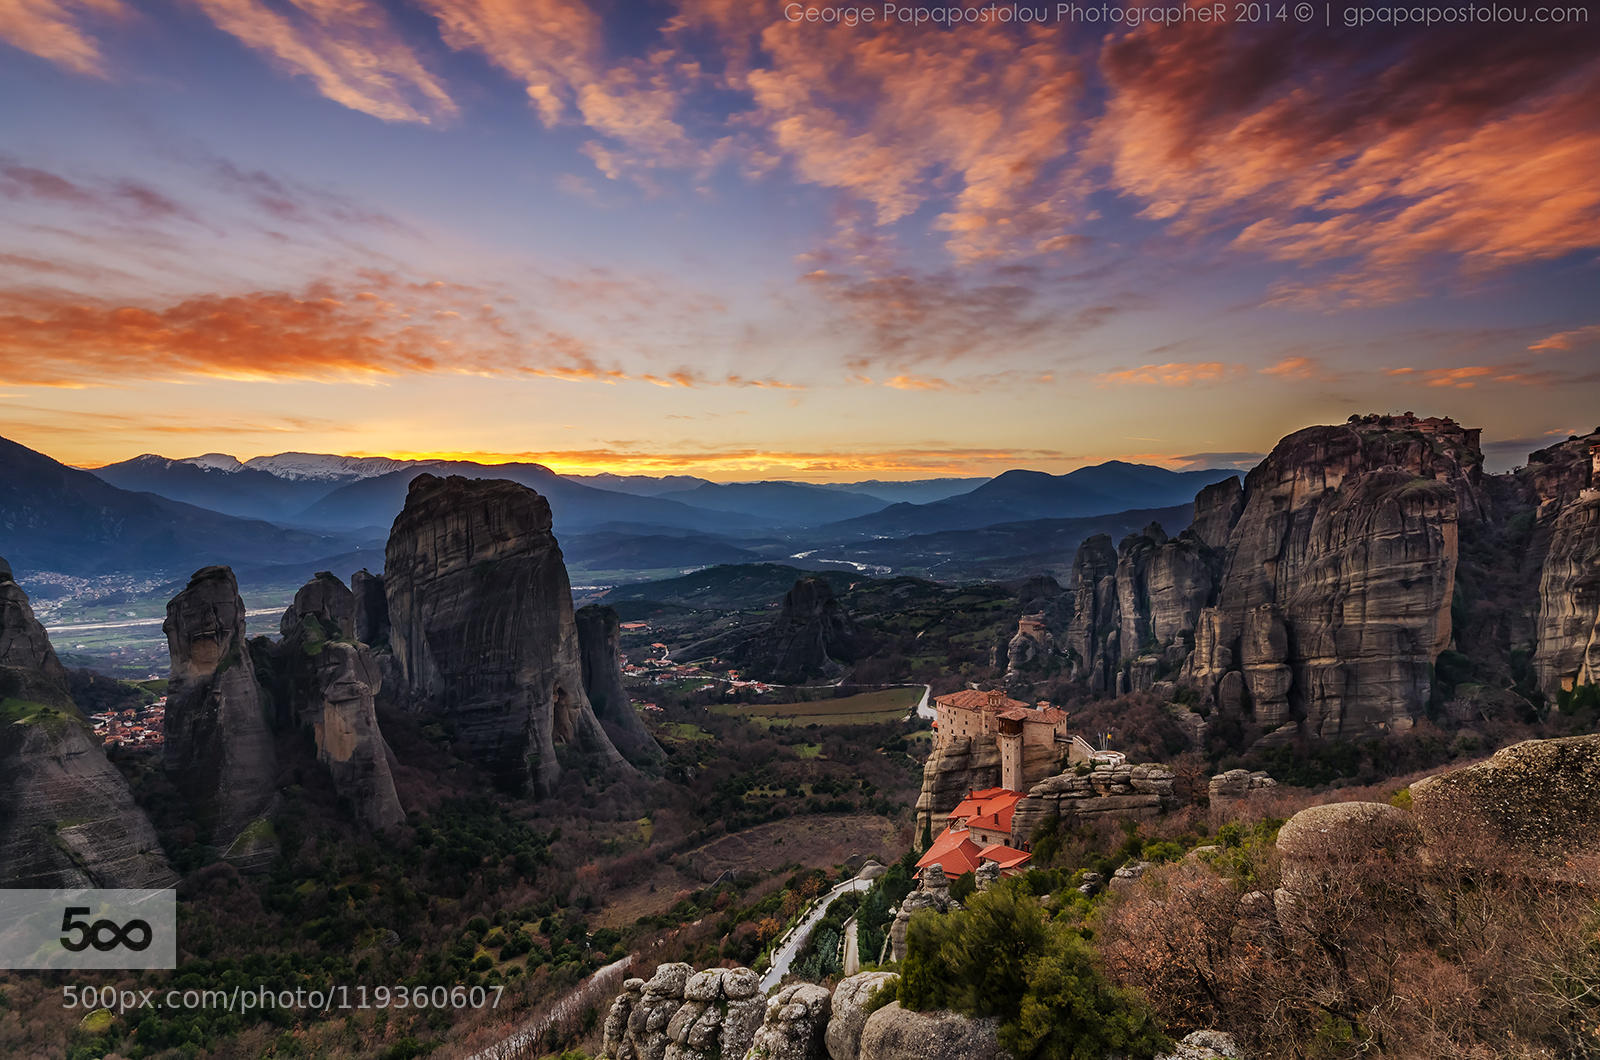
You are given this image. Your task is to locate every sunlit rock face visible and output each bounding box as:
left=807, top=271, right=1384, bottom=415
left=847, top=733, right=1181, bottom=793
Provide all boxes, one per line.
left=384, top=473, right=623, bottom=794
left=163, top=564, right=278, bottom=847
left=1184, top=418, right=1477, bottom=740
left=0, top=558, right=175, bottom=888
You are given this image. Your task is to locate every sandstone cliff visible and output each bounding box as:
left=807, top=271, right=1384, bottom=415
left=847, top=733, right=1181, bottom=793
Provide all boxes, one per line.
left=732, top=577, right=863, bottom=684
left=575, top=604, right=662, bottom=767
left=276, top=572, right=405, bottom=830
left=0, top=559, right=175, bottom=887
left=384, top=474, right=624, bottom=794
left=1532, top=487, right=1600, bottom=700
left=913, top=732, right=1066, bottom=839
left=163, top=565, right=278, bottom=849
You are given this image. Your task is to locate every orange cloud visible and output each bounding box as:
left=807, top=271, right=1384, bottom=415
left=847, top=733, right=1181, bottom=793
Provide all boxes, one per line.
left=0, top=0, right=124, bottom=76
left=1259, top=355, right=1329, bottom=381
left=1529, top=324, right=1600, bottom=352
left=188, top=0, right=456, bottom=123
left=1097, top=362, right=1232, bottom=387
left=1093, top=17, right=1600, bottom=295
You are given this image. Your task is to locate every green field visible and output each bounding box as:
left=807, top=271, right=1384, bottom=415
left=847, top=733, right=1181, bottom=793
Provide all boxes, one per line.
left=713, top=686, right=923, bottom=728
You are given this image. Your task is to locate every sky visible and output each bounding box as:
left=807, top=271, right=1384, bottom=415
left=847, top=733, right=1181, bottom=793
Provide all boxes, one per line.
left=1, top=0, right=1597, bottom=480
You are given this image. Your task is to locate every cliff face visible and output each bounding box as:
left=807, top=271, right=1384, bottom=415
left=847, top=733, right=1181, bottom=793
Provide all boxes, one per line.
left=163, top=565, right=278, bottom=847
left=277, top=572, right=405, bottom=829
left=0, top=559, right=174, bottom=888
left=1066, top=526, right=1217, bottom=696
left=1188, top=421, right=1471, bottom=739
left=913, top=734, right=1065, bottom=839
left=575, top=604, right=661, bottom=767
left=384, top=474, right=623, bottom=794
left=732, top=576, right=863, bottom=684
left=1533, top=492, right=1600, bottom=699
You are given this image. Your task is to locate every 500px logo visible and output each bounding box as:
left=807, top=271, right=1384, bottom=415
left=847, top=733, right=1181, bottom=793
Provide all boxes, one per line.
left=59, top=907, right=153, bottom=953
left=0, top=889, right=175, bottom=969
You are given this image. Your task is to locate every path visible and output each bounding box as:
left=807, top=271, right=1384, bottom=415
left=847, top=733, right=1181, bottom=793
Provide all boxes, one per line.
left=468, top=955, right=632, bottom=1060
left=760, top=875, right=873, bottom=993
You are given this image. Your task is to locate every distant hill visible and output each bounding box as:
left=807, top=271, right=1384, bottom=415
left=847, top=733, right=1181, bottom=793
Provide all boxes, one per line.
left=654, top=481, right=890, bottom=525
left=92, top=454, right=344, bottom=522
left=603, top=563, right=859, bottom=611
left=813, top=477, right=990, bottom=505
left=821, top=462, right=1238, bottom=536
left=293, top=461, right=765, bottom=534
left=560, top=531, right=765, bottom=572
left=0, top=435, right=369, bottom=576
left=564, top=473, right=715, bottom=497
left=806, top=502, right=1199, bottom=581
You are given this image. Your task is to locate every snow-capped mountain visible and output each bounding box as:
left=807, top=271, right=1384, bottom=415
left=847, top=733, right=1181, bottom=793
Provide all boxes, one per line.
left=179, top=453, right=245, bottom=472
left=238, top=453, right=422, bottom=482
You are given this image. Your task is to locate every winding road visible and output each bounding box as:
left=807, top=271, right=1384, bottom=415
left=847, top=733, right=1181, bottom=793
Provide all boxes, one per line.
left=760, top=875, right=874, bottom=993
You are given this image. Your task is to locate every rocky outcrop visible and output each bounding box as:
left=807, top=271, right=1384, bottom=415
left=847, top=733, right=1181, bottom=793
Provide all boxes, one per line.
left=350, top=568, right=389, bottom=646
left=0, top=557, right=69, bottom=706
left=1184, top=417, right=1476, bottom=740
left=747, top=983, right=831, bottom=1060
left=1411, top=734, right=1600, bottom=867
left=1207, top=769, right=1276, bottom=804
left=889, top=868, right=959, bottom=962
left=857, top=1003, right=1007, bottom=1060
left=1532, top=493, right=1600, bottom=699
left=1158, top=1029, right=1247, bottom=1060
left=827, top=972, right=899, bottom=1060
left=1066, top=524, right=1217, bottom=696
left=277, top=573, right=404, bottom=830
left=1010, top=761, right=1177, bottom=840
left=1004, top=613, right=1054, bottom=676
left=163, top=565, right=277, bottom=848
left=384, top=474, right=624, bottom=794
left=1272, top=802, right=1421, bottom=928
left=1190, top=477, right=1244, bottom=549
left=733, top=577, right=862, bottom=685
left=576, top=604, right=661, bottom=767
left=913, top=733, right=1066, bottom=840
left=0, top=559, right=175, bottom=888
left=600, top=963, right=765, bottom=1060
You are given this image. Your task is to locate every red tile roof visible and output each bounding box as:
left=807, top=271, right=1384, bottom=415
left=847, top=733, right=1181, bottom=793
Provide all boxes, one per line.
left=934, top=689, right=1031, bottom=712
left=976, top=843, right=1033, bottom=871
left=916, top=827, right=984, bottom=876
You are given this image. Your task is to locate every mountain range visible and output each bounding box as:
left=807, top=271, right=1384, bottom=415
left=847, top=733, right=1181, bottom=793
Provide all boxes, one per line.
left=1, top=434, right=1239, bottom=581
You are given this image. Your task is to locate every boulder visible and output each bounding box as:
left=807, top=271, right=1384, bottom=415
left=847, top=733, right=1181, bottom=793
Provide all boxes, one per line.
left=603, top=964, right=765, bottom=1060
left=1274, top=802, right=1421, bottom=898
left=856, top=1003, right=1007, bottom=1060
left=1158, top=1029, right=1247, bottom=1059
left=826, top=972, right=898, bottom=1060
left=746, top=983, right=831, bottom=1060
left=1411, top=734, right=1600, bottom=866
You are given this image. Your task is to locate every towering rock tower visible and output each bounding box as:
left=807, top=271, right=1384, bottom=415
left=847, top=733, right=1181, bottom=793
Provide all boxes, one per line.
left=384, top=474, right=625, bottom=794
left=163, top=565, right=278, bottom=849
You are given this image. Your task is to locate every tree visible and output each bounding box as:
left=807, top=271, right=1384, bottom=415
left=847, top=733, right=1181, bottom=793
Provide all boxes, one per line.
left=898, top=885, right=1168, bottom=1060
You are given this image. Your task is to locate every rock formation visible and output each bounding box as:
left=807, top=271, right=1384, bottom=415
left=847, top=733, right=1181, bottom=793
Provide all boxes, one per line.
left=350, top=568, right=389, bottom=646
left=1185, top=418, right=1476, bottom=739
left=600, top=963, right=765, bottom=1060
left=747, top=983, right=832, bottom=1060
left=1009, top=761, right=1177, bottom=840
left=1271, top=802, right=1421, bottom=930
left=277, top=572, right=404, bottom=830
left=733, top=577, right=862, bottom=684
left=0, top=559, right=175, bottom=888
left=889, top=866, right=959, bottom=962
left=576, top=604, right=662, bottom=766
left=1189, top=477, right=1244, bottom=549
left=1532, top=492, right=1600, bottom=699
left=857, top=1003, right=1007, bottom=1060
left=163, top=565, right=277, bottom=849
left=1207, top=769, right=1276, bottom=805
left=1411, top=734, right=1600, bottom=868
left=1157, top=1030, right=1248, bottom=1060
left=384, top=474, right=624, bottom=794
left=827, top=973, right=899, bottom=1060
